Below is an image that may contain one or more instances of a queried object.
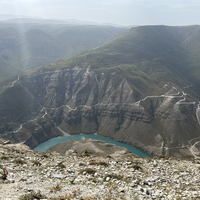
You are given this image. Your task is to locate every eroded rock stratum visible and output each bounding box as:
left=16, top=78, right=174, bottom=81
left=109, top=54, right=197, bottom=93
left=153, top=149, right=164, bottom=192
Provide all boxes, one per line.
left=0, top=65, right=200, bottom=158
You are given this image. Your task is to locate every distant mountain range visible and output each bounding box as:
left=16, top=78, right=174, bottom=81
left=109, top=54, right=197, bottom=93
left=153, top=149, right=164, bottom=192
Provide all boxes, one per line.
left=0, top=14, right=129, bottom=27
left=0, top=21, right=128, bottom=82
left=1, top=25, right=200, bottom=158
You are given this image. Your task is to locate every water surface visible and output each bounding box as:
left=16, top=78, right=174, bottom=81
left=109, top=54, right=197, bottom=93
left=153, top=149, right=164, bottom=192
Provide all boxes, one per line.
left=34, top=134, right=149, bottom=158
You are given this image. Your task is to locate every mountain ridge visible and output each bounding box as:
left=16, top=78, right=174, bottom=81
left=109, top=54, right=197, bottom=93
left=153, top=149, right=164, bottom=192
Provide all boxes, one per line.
left=1, top=25, right=200, bottom=158
left=0, top=22, right=128, bottom=82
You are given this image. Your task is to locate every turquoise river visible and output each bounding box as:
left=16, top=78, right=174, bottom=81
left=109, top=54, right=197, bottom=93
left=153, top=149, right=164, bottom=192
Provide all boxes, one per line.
left=34, top=134, right=149, bottom=158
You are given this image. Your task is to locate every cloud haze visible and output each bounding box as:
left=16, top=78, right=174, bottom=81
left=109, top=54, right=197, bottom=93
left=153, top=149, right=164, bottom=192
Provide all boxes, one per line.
left=0, top=0, right=200, bottom=26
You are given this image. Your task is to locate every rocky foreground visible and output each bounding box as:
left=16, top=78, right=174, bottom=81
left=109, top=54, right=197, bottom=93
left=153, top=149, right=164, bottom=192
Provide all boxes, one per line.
left=0, top=143, right=200, bottom=199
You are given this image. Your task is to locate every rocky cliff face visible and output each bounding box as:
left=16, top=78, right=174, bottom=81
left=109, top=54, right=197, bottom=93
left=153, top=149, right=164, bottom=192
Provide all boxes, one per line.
left=0, top=65, right=200, bottom=158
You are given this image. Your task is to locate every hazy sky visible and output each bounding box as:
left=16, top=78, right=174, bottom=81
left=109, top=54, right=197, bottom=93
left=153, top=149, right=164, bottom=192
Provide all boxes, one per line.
left=1, top=0, right=200, bottom=26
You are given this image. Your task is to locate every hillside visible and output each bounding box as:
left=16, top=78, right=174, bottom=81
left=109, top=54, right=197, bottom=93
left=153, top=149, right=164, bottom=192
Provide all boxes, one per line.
left=1, top=25, right=200, bottom=158
left=0, top=22, right=128, bottom=82
left=0, top=143, right=200, bottom=199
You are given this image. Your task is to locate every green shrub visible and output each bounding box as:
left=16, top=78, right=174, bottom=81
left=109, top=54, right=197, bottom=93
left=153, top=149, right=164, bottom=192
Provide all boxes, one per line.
left=3, top=141, right=11, bottom=145
left=157, top=155, right=170, bottom=160
left=133, top=165, right=143, bottom=171
left=79, top=162, right=86, bottom=166
left=0, top=167, right=8, bottom=179
left=13, top=159, right=26, bottom=165
left=54, top=190, right=77, bottom=199
left=83, top=150, right=92, bottom=157
left=88, top=177, right=97, bottom=183
left=31, top=160, right=42, bottom=166
left=105, top=155, right=113, bottom=159
left=103, top=174, right=123, bottom=181
left=19, top=191, right=47, bottom=200
left=50, top=182, right=62, bottom=193
left=57, top=162, right=66, bottom=169
left=40, top=153, right=49, bottom=158
left=0, top=156, right=9, bottom=160
left=79, top=168, right=96, bottom=175
left=89, top=161, right=108, bottom=167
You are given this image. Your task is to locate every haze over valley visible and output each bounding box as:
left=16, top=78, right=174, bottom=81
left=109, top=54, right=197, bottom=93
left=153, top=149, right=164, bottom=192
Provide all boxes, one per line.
left=1, top=1, right=200, bottom=199
left=0, top=21, right=127, bottom=82
left=0, top=18, right=200, bottom=158
left=1, top=0, right=200, bottom=160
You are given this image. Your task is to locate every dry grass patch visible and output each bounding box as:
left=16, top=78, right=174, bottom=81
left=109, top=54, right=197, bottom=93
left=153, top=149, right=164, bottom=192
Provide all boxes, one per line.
left=50, top=182, right=62, bottom=193
left=89, top=161, right=108, bottom=167
left=13, top=159, right=26, bottom=165
left=103, top=174, right=123, bottom=181
left=31, top=160, right=42, bottom=166
left=132, top=164, right=143, bottom=171
left=19, top=191, right=47, bottom=200
left=79, top=168, right=96, bottom=175
left=0, top=167, right=8, bottom=179
left=0, top=156, right=9, bottom=160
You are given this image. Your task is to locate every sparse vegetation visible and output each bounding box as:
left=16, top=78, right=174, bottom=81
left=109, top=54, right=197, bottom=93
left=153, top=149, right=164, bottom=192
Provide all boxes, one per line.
left=54, top=190, right=78, bottom=200
left=89, top=161, right=108, bottom=167
left=31, top=160, right=42, bottom=166
left=50, top=182, right=62, bottom=193
left=105, top=155, right=113, bottom=159
left=103, top=174, right=123, bottom=181
left=88, top=177, right=97, bottom=183
left=19, top=191, right=47, bottom=200
left=132, top=164, right=143, bottom=171
left=57, top=162, right=66, bottom=169
left=3, top=141, right=12, bottom=145
left=83, top=150, right=92, bottom=157
left=0, top=167, right=8, bottom=179
left=40, top=153, right=49, bottom=158
left=0, top=156, right=9, bottom=160
left=13, top=159, right=26, bottom=165
left=157, top=155, right=170, bottom=160
left=0, top=142, right=199, bottom=199
left=79, top=162, right=86, bottom=166
left=79, top=168, right=96, bottom=175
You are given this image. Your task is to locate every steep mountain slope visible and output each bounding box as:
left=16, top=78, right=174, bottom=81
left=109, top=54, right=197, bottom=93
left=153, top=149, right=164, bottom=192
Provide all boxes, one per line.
left=16, top=28, right=60, bottom=69
left=0, top=27, right=23, bottom=82
left=1, top=25, right=200, bottom=158
left=0, top=22, right=127, bottom=82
